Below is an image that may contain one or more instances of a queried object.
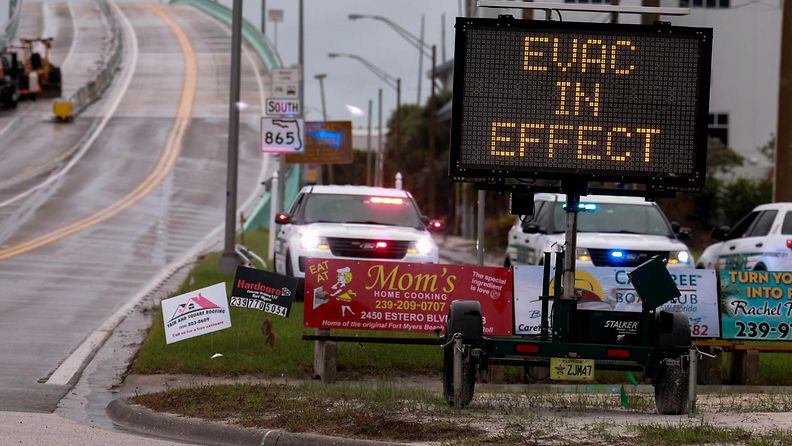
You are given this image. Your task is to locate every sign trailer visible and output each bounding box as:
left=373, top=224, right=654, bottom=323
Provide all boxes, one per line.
left=443, top=15, right=713, bottom=415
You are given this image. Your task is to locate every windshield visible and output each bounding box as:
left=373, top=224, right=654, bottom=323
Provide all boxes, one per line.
left=551, top=202, right=672, bottom=236
left=303, top=193, right=423, bottom=227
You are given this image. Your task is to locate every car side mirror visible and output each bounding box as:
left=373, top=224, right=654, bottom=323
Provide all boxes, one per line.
left=670, top=221, right=681, bottom=233
left=711, top=225, right=729, bottom=241
left=521, top=222, right=543, bottom=234
left=275, top=212, right=292, bottom=225
left=420, top=215, right=430, bottom=226
left=677, top=227, right=691, bottom=240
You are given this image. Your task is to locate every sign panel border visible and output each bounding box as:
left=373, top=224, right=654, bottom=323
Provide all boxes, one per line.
left=449, top=17, right=713, bottom=190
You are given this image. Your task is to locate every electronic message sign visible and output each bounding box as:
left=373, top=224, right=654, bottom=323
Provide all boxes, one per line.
left=450, top=18, right=712, bottom=189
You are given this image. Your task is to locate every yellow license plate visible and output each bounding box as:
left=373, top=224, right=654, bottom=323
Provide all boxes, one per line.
left=550, top=358, right=595, bottom=381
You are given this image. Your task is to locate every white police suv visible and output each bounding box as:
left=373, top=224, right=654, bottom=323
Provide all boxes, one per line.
left=505, top=193, right=693, bottom=268
left=698, top=202, right=792, bottom=270
left=274, top=185, right=439, bottom=280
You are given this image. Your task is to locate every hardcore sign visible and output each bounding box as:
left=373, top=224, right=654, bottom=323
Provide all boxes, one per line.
left=450, top=19, right=712, bottom=188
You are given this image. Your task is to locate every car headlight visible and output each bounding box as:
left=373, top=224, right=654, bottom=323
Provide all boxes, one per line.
left=668, top=250, right=691, bottom=265
left=299, top=231, right=328, bottom=250
left=410, top=237, right=435, bottom=255
left=576, top=248, right=591, bottom=262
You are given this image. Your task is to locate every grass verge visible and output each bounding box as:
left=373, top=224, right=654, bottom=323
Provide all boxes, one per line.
left=131, top=229, right=442, bottom=377
left=132, top=382, right=480, bottom=442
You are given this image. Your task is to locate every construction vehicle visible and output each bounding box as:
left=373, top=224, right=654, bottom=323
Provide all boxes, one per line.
left=0, top=50, right=20, bottom=108
left=9, top=38, right=62, bottom=99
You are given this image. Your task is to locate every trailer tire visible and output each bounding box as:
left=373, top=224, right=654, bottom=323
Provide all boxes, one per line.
left=442, top=341, right=476, bottom=407
left=654, top=358, right=688, bottom=415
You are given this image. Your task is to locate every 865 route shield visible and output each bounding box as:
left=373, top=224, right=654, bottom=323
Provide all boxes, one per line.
left=303, top=258, right=513, bottom=335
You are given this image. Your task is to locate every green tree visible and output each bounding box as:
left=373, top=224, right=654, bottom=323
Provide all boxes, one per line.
left=383, top=91, right=452, bottom=218
left=721, top=177, right=772, bottom=226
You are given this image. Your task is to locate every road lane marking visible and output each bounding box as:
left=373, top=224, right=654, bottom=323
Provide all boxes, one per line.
left=45, top=2, right=199, bottom=385
left=46, top=5, right=276, bottom=387
left=0, top=2, right=197, bottom=262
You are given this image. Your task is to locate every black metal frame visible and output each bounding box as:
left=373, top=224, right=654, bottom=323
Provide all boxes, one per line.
left=449, top=16, right=713, bottom=193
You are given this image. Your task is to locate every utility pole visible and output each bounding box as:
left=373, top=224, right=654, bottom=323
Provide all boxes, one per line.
left=610, top=0, right=620, bottom=23
left=219, top=0, right=244, bottom=274
left=396, top=78, right=401, bottom=159
left=776, top=2, right=792, bottom=201
left=428, top=46, right=437, bottom=217
left=521, top=0, right=532, bottom=20
left=366, top=98, right=373, bottom=186
left=441, top=14, right=446, bottom=62
left=377, top=88, right=383, bottom=187
left=417, top=15, right=424, bottom=104
left=641, top=0, right=659, bottom=25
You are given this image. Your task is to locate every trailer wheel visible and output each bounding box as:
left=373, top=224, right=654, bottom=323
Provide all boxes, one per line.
left=442, top=340, right=476, bottom=407
left=654, top=358, right=688, bottom=415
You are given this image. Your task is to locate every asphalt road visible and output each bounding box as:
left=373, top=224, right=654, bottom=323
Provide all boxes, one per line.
left=0, top=0, right=274, bottom=415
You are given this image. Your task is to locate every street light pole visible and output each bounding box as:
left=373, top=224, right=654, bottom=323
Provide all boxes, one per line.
left=315, top=73, right=330, bottom=185
left=219, top=0, right=244, bottom=274
left=328, top=52, right=400, bottom=176
left=260, top=0, right=266, bottom=34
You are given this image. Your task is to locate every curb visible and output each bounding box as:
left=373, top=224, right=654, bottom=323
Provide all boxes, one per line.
left=106, top=398, right=408, bottom=446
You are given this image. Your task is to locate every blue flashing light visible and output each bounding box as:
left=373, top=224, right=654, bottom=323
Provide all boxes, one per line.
left=610, top=250, right=625, bottom=259
left=308, top=129, right=342, bottom=148
left=561, top=202, right=599, bottom=212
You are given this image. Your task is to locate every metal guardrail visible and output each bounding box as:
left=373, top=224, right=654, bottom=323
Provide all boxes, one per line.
left=171, top=0, right=282, bottom=71
left=1, top=0, right=23, bottom=49
left=235, top=244, right=266, bottom=269
left=58, top=0, right=122, bottom=118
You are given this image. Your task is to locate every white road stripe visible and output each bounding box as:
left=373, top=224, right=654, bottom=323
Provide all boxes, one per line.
left=46, top=3, right=273, bottom=386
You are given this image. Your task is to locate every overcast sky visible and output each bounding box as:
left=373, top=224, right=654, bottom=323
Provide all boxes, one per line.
left=220, top=0, right=464, bottom=128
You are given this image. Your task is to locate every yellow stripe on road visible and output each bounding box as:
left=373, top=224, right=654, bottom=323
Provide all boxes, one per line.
left=0, top=3, right=198, bottom=261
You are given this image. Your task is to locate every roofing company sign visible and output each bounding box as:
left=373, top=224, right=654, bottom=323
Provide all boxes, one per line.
left=162, top=282, right=232, bottom=344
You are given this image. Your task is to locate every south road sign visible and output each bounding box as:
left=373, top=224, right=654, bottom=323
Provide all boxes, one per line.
left=261, top=117, right=304, bottom=153
left=266, top=98, right=300, bottom=116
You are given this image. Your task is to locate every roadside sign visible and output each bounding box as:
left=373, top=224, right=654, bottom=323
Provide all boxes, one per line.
left=450, top=18, right=713, bottom=190
left=271, top=67, right=299, bottom=99
left=231, top=266, right=297, bottom=318
left=268, top=9, right=283, bottom=22
left=266, top=98, right=300, bottom=116
left=720, top=270, right=792, bottom=341
left=285, top=121, right=353, bottom=164
left=261, top=117, right=304, bottom=153
left=162, top=283, right=232, bottom=344
left=513, top=266, right=719, bottom=338
left=303, top=259, right=514, bottom=336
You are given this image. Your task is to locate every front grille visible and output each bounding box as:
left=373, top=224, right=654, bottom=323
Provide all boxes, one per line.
left=326, top=237, right=410, bottom=259
left=588, top=249, right=668, bottom=267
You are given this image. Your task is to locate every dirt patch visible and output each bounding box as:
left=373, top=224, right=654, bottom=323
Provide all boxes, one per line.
left=129, top=377, right=792, bottom=445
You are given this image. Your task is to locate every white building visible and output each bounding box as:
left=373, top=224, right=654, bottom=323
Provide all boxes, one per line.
left=468, top=0, right=780, bottom=178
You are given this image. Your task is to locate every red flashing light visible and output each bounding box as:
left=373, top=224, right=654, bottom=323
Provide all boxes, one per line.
left=786, top=240, right=792, bottom=250
left=369, top=196, right=404, bottom=205
left=606, top=348, right=631, bottom=359
left=276, top=213, right=289, bottom=222
left=375, top=241, right=388, bottom=249
left=515, top=344, right=540, bottom=354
